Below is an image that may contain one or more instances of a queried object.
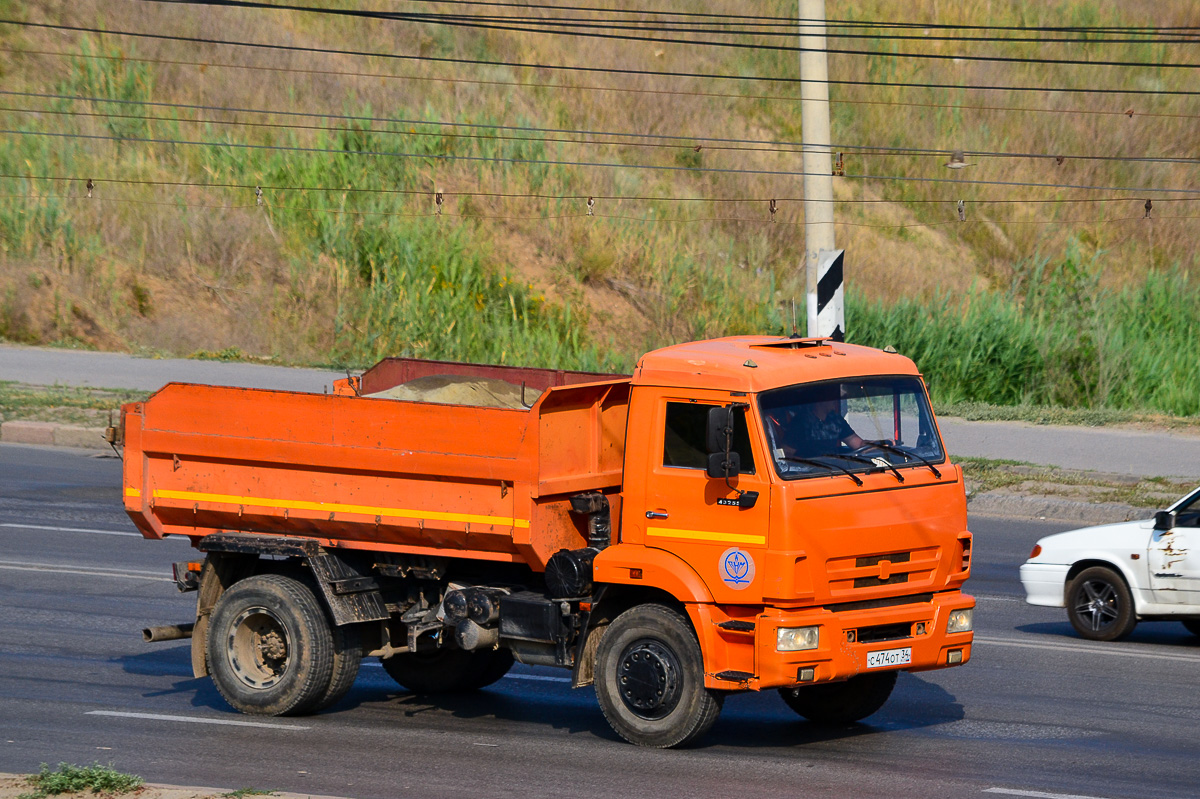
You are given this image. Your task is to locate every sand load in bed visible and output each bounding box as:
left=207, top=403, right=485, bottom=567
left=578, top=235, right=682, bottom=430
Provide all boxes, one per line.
left=364, top=374, right=540, bottom=409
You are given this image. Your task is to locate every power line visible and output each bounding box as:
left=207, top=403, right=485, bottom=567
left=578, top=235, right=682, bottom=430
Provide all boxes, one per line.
left=13, top=47, right=1200, bottom=119
left=278, top=0, right=1200, bottom=36
left=8, top=92, right=1200, bottom=164
left=10, top=171, right=1200, bottom=207
left=8, top=127, right=1200, bottom=197
left=6, top=19, right=1200, bottom=98
left=143, top=0, right=1200, bottom=70
left=138, top=1, right=1200, bottom=43
left=8, top=190, right=1196, bottom=229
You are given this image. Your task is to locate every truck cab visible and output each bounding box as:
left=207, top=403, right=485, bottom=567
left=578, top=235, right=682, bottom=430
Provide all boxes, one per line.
left=588, top=336, right=974, bottom=742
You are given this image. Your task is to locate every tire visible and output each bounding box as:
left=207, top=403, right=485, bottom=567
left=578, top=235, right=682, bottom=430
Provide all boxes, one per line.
left=594, top=604, right=723, bottom=748
left=381, top=646, right=513, bottom=693
left=206, top=574, right=335, bottom=716
left=311, top=623, right=363, bottom=712
left=1182, top=620, right=1200, bottom=637
left=1066, top=566, right=1137, bottom=641
left=778, top=671, right=897, bottom=724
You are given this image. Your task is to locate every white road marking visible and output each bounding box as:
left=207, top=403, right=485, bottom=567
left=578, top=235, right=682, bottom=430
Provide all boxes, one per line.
left=975, top=634, right=1200, bottom=664
left=1, top=522, right=142, bottom=538
left=87, top=710, right=307, bottom=730
left=0, top=560, right=170, bottom=581
left=984, top=787, right=1111, bottom=799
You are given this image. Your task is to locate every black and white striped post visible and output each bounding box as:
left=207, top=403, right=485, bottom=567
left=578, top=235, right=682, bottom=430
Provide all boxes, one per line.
left=806, top=249, right=844, bottom=341
left=799, top=0, right=842, bottom=340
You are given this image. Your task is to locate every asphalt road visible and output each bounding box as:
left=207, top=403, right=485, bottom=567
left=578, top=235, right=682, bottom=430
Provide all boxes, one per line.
left=3, top=343, right=1198, bottom=478
left=3, top=443, right=1200, bottom=799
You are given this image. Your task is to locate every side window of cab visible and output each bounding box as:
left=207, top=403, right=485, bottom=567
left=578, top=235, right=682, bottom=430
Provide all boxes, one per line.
left=662, top=402, right=756, bottom=474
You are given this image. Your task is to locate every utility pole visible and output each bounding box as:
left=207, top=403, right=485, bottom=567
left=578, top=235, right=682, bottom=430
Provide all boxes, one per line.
left=799, top=0, right=843, bottom=340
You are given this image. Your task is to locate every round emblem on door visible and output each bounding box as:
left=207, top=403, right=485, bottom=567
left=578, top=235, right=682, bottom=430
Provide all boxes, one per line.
left=720, top=547, right=755, bottom=589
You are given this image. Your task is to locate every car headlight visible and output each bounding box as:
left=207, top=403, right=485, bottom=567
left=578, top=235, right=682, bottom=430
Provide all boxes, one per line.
left=777, top=626, right=819, bottom=651
left=946, top=608, right=973, bottom=634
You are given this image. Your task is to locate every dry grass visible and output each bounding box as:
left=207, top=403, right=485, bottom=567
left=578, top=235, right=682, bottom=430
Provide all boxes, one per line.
left=0, top=0, right=1196, bottom=367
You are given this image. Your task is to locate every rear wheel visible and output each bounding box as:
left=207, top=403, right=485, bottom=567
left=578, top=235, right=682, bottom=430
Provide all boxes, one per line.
left=311, top=623, right=363, bottom=711
left=594, top=604, right=723, bottom=748
left=1066, top=566, right=1137, bottom=641
left=206, top=574, right=334, bottom=716
left=779, top=671, right=897, bottom=724
left=381, top=647, right=513, bottom=693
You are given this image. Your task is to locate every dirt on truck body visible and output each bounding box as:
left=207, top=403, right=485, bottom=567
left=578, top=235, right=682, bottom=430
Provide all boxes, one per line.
left=125, top=335, right=975, bottom=747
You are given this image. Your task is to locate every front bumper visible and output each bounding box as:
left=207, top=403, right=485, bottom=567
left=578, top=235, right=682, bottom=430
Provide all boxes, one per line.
left=1019, top=562, right=1069, bottom=607
left=704, top=591, right=975, bottom=691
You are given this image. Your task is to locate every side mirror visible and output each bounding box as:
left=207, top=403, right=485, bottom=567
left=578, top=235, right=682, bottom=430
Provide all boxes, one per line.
left=1154, top=510, right=1177, bottom=531
left=706, top=451, right=741, bottom=479
left=706, top=406, right=732, bottom=454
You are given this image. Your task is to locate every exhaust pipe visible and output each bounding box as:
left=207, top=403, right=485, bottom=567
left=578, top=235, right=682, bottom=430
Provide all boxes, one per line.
left=142, top=622, right=194, bottom=642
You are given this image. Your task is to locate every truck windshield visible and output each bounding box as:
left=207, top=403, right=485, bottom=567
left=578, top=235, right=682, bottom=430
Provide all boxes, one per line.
left=759, top=376, right=944, bottom=481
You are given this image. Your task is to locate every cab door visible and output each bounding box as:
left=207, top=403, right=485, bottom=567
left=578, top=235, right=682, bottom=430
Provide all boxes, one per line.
left=641, top=392, right=772, bottom=603
left=1149, top=493, right=1200, bottom=605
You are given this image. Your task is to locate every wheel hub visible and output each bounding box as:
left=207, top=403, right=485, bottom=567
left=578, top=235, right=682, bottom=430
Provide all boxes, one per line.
left=228, top=606, right=290, bottom=689
left=616, top=639, right=682, bottom=720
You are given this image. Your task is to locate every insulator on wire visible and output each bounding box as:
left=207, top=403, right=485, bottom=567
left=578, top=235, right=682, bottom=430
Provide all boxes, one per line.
left=586, top=196, right=595, bottom=217
left=769, top=198, right=778, bottom=223
left=255, top=186, right=263, bottom=206
left=435, top=191, right=444, bottom=215
left=1144, top=199, right=1152, bottom=219
left=86, top=179, right=94, bottom=198
left=957, top=199, right=965, bottom=222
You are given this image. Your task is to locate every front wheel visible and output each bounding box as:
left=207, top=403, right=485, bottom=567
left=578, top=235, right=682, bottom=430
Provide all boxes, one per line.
left=206, top=574, right=335, bottom=716
left=1066, top=566, right=1137, bottom=641
left=594, top=604, right=723, bottom=748
left=779, top=671, right=897, bottom=724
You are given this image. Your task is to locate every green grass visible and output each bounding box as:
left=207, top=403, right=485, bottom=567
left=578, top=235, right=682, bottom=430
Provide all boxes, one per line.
left=848, top=248, right=1200, bottom=417
left=0, top=381, right=148, bottom=425
left=19, top=763, right=143, bottom=799
left=221, top=790, right=276, bottom=799
left=959, top=456, right=1195, bottom=508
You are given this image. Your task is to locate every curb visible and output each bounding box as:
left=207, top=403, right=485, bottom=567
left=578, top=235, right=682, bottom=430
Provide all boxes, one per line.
left=968, top=492, right=1144, bottom=526
left=0, top=420, right=109, bottom=450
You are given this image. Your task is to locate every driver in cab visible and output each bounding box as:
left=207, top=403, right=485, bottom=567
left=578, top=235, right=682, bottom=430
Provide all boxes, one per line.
left=772, top=386, right=865, bottom=459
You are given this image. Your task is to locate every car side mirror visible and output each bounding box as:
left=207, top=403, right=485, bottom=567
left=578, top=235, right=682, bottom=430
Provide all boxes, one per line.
left=706, top=451, right=741, bottom=479
left=1154, top=510, right=1177, bottom=530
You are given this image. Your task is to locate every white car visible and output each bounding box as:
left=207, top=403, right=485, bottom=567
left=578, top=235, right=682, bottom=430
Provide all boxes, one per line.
left=1020, top=485, right=1200, bottom=641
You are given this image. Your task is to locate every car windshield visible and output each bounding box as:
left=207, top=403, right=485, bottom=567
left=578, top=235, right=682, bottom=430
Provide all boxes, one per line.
left=759, top=376, right=944, bottom=480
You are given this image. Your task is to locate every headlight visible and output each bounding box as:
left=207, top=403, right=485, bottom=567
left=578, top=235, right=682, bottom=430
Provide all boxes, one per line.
left=947, top=608, right=974, bottom=634
left=777, top=626, right=820, bottom=651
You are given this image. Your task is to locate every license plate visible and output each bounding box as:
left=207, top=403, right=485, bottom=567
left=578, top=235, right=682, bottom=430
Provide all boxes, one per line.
left=867, top=647, right=911, bottom=669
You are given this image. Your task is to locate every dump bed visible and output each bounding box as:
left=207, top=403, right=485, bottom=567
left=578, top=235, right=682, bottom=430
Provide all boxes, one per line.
left=121, top=358, right=631, bottom=569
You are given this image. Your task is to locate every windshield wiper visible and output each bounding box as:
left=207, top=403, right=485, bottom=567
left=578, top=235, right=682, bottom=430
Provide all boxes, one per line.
left=864, top=442, right=942, bottom=479
left=834, top=452, right=905, bottom=484
left=782, top=456, right=863, bottom=486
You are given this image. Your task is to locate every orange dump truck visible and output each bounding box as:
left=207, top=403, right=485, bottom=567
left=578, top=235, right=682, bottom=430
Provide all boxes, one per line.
left=125, top=335, right=974, bottom=747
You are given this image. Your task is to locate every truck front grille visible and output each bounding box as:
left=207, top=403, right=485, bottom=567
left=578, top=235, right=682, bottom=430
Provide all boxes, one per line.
left=826, top=547, right=940, bottom=597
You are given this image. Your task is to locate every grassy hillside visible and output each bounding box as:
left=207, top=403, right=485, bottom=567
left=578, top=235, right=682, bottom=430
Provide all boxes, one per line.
left=0, top=1, right=1196, bottom=413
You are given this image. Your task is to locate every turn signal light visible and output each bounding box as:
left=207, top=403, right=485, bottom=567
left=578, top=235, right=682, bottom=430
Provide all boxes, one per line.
left=1028, top=544, right=1042, bottom=559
